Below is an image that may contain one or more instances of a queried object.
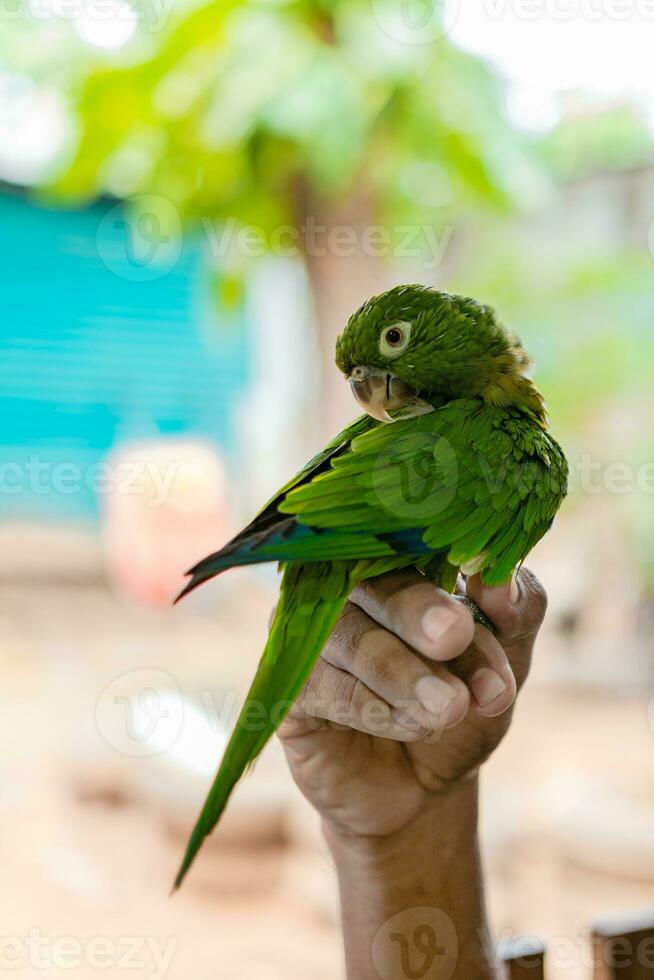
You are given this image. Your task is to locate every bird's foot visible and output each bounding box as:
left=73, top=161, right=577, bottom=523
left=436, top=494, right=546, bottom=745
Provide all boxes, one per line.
left=453, top=595, right=497, bottom=636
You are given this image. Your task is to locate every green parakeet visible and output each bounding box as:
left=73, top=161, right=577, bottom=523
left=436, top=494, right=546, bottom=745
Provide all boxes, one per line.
left=173, top=285, right=567, bottom=889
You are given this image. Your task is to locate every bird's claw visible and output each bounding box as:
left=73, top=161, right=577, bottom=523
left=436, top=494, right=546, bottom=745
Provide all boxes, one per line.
left=454, top=595, right=498, bottom=636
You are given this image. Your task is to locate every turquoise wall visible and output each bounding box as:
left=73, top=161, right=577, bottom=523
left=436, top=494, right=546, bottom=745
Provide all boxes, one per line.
left=0, top=192, right=251, bottom=521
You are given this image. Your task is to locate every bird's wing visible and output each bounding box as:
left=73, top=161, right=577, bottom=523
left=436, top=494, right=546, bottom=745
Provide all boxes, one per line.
left=257, top=413, right=380, bottom=516
left=178, top=398, right=567, bottom=597
left=281, top=397, right=568, bottom=585
left=176, top=413, right=382, bottom=599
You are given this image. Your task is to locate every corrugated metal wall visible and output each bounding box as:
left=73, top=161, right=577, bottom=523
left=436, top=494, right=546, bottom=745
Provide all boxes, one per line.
left=0, top=192, right=251, bottom=521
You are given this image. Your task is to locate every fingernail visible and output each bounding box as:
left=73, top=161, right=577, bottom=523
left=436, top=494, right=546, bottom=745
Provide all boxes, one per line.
left=415, top=675, right=457, bottom=725
left=509, top=575, right=519, bottom=604
left=471, top=668, right=506, bottom=707
left=422, top=606, right=460, bottom=644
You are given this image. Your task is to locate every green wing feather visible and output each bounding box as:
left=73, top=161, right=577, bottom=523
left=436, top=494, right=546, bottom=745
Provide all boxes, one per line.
left=254, top=413, right=380, bottom=517
left=175, top=414, right=382, bottom=601
left=173, top=561, right=354, bottom=890
left=280, top=398, right=567, bottom=584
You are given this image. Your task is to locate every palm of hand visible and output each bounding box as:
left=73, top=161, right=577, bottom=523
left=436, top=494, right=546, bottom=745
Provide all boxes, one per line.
left=279, top=569, right=542, bottom=837
left=281, top=679, right=513, bottom=836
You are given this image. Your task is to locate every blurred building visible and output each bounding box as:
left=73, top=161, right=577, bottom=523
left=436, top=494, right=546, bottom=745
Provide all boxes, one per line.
left=0, top=187, right=250, bottom=524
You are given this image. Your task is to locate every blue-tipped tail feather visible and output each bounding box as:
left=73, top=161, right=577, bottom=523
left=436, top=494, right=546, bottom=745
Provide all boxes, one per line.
left=175, top=518, right=431, bottom=603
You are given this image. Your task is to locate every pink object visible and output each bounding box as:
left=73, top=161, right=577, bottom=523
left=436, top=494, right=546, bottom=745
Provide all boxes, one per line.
left=101, top=440, right=230, bottom=606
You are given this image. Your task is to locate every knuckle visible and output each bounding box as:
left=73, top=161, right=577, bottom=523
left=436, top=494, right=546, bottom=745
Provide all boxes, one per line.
left=351, top=680, right=392, bottom=731
left=359, top=631, right=402, bottom=683
left=414, top=761, right=446, bottom=793
left=351, top=571, right=423, bottom=612
left=349, top=677, right=372, bottom=711
left=301, top=663, right=354, bottom=722
left=296, top=659, right=327, bottom=703
left=349, top=579, right=374, bottom=604
left=384, top=581, right=435, bottom=631
left=325, top=674, right=360, bottom=727
left=518, top=566, right=548, bottom=627
left=330, top=668, right=357, bottom=706
left=324, top=604, right=368, bottom=663
left=345, top=621, right=373, bottom=658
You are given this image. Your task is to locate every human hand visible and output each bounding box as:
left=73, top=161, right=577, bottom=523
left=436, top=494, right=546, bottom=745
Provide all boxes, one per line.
left=278, top=567, right=547, bottom=839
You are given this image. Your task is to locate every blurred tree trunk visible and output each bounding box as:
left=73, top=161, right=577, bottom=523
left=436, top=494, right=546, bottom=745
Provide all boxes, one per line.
left=296, top=181, right=389, bottom=439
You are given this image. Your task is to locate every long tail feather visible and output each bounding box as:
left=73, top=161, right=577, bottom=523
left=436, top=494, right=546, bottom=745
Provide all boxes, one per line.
left=174, top=518, right=300, bottom=603
left=172, top=561, right=354, bottom=890
left=174, top=518, right=410, bottom=603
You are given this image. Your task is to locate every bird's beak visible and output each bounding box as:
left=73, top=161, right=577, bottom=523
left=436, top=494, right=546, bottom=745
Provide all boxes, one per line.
left=348, top=366, right=423, bottom=423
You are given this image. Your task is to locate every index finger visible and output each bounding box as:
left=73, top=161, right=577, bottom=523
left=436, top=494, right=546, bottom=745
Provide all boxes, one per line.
left=466, top=566, right=547, bottom=648
left=349, top=571, right=475, bottom=663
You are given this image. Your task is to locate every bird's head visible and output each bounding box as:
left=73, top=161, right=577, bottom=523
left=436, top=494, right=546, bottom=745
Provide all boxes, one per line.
left=335, top=284, right=546, bottom=423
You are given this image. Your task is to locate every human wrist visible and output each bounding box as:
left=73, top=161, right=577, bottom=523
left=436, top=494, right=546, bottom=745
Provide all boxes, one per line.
left=322, top=775, right=479, bottom=862
left=322, top=777, right=504, bottom=980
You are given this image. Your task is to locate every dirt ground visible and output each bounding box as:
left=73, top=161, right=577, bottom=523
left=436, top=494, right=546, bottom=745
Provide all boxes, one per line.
left=2, top=544, right=654, bottom=980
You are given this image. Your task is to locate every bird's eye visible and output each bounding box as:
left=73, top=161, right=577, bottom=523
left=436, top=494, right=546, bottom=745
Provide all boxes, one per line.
left=379, top=322, right=411, bottom=357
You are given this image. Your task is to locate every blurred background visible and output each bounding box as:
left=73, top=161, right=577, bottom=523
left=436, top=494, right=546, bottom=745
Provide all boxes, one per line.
left=1, top=0, right=654, bottom=976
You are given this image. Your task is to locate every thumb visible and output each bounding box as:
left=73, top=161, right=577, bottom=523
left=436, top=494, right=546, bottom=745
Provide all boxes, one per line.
left=466, top=566, right=548, bottom=649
